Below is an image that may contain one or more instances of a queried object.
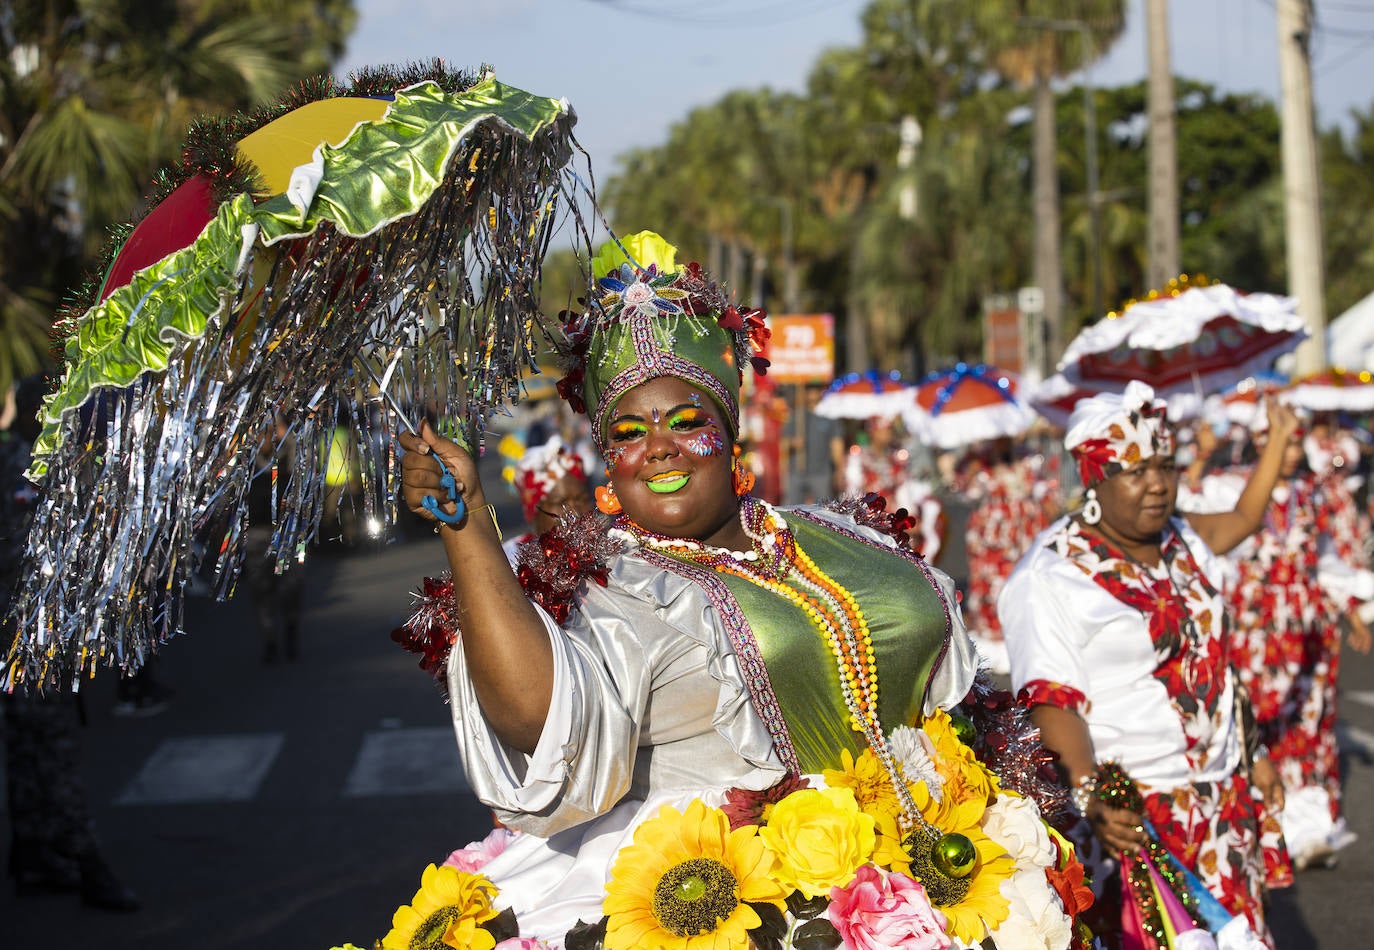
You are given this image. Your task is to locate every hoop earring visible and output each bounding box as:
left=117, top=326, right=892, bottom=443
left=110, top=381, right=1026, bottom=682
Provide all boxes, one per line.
left=732, top=462, right=756, bottom=496
left=1082, top=488, right=1101, bottom=526
left=595, top=484, right=622, bottom=515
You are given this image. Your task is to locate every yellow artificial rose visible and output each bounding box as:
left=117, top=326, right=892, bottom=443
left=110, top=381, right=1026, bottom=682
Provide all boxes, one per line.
left=592, top=230, right=679, bottom=279
left=758, top=786, right=875, bottom=899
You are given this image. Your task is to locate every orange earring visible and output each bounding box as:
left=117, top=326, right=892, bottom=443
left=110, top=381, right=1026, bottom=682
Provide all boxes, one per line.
left=595, top=484, right=622, bottom=515
left=732, top=462, right=755, bottom=496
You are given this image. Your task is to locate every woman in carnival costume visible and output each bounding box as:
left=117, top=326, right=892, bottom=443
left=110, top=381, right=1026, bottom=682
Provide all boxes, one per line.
left=375, top=233, right=1095, bottom=950
left=1180, top=410, right=1373, bottom=870
left=1000, top=382, right=1297, bottom=949
left=501, top=435, right=595, bottom=561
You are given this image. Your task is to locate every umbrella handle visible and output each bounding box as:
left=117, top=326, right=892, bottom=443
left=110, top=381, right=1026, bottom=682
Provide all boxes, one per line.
left=421, top=455, right=467, bottom=524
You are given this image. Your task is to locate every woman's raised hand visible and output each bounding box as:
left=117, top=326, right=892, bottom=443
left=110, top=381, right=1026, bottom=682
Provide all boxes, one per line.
left=398, top=419, right=485, bottom=526
left=1264, top=396, right=1301, bottom=445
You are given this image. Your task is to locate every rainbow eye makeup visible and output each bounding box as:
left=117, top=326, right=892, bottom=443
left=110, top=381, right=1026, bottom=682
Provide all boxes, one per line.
left=667, top=407, right=708, bottom=429
left=609, top=420, right=649, bottom=442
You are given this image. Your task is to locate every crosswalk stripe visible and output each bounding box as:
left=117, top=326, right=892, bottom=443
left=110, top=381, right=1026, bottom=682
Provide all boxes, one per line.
left=342, top=726, right=468, bottom=796
left=1346, top=690, right=1374, bottom=710
left=1338, top=722, right=1374, bottom=757
left=116, top=733, right=285, bottom=805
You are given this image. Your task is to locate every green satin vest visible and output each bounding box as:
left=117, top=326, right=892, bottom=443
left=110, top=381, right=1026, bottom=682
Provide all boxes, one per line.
left=703, top=516, right=949, bottom=773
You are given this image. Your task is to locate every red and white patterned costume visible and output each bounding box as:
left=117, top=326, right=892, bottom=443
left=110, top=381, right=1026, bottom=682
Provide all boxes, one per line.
left=1189, top=468, right=1371, bottom=865
left=1001, top=516, right=1291, bottom=944
left=957, top=452, right=1058, bottom=668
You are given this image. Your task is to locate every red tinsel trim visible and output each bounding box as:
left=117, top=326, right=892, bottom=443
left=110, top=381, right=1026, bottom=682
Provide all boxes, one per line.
left=823, top=493, right=916, bottom=551
left=959, top=672, right=1071, bottom=821
left=391, top=574, right=461, bottom=696
left=514, top=510, right=621, bottom=624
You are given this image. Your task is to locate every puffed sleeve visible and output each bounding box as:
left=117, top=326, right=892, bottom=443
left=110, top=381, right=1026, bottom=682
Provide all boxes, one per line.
left=998, top=555, right=1092, bottom=714
left=446, top=592, right=653, bottom=837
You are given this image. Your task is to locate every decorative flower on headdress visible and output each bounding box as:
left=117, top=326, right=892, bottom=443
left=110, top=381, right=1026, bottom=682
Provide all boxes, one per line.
left=557, top=231, right=770, bottom=449
left=1064, top=381, right=1176, bottom=487
left=596, top=262, right=689, bottom=322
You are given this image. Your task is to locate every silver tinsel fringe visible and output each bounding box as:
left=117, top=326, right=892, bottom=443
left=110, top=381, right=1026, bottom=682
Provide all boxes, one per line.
left=6, top=119, right=596, bottom=691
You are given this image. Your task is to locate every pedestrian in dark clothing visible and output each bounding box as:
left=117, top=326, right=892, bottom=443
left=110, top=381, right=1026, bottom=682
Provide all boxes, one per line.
left=242, top=416, right=306, bottom=663
left=1, top=375, right=139, bottom=911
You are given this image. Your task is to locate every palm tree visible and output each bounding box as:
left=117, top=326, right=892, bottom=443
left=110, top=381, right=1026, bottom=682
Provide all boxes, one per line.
left=0, top=0, right=355, bottom=396
left=977, top=0, right=1127, bottom=368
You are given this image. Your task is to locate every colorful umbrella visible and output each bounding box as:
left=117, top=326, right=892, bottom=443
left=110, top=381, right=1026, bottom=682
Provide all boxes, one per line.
left=814, top=369, right=913, bottom=420
left=1056, top=281, right=1309, bottom=398
left=902, top=363, right=1033, bottom=449
left=1282, top=368, right=1374, bottom=412
left=7, top=64, right=588, bottom=689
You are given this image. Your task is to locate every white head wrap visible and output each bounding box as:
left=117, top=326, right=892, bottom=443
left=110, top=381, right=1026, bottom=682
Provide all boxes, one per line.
left=1064, top=381, right=1175, bottom=486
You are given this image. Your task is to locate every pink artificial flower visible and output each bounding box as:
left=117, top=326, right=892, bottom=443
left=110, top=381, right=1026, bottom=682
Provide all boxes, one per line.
left=493, top=939, right=551, bottom=950
left=443, top=827, right=517, bottom=873
left=826, top=865, right=951, bottom=950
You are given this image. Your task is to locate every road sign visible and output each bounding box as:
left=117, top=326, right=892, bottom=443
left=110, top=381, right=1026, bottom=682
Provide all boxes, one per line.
left=765, top=314, right=835, bottom=384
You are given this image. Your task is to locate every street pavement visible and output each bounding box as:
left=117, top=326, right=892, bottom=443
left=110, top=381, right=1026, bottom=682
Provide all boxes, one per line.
left=4, top=508, right=1374, bottom=948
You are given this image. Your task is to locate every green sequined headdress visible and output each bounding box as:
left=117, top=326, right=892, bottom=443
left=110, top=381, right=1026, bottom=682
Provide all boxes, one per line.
left=558, top=231, right=770, bottom=450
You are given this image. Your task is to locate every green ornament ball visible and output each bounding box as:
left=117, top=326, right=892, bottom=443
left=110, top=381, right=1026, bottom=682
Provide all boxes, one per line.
left=948, top=713, right=977, bottom=746
left=931, top=833, right=978, bottom=879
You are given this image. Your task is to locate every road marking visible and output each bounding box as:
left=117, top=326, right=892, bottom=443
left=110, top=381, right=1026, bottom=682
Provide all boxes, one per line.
left=343, top=727, right=468, bottom=796
left=1346, top=690, right=1374, bottom=710
left=1338, top=722, right=1374, bottom=757
left=116, top=734, right=284, bottom=805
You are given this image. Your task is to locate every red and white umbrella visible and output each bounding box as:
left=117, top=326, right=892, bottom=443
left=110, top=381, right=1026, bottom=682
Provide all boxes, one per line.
left=903, top=363, right=1034, bottom=449
left=814, top=369, right=914, bottom=420
left=1283, top=369, right=1374, bottom=413
left=1057, top=282, right=1309, bottom=398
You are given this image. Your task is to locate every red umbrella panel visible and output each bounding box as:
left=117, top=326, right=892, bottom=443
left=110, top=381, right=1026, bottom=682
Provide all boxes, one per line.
left=813, top=369, right=914, bottom=420
left=902, top=363, right=1034, bottom=450
left=1283, top=369, right=1374, bottom=413
left=1057, top=282, right=1309, bottom=397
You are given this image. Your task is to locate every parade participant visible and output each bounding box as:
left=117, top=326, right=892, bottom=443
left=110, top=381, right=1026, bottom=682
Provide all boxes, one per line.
left=501, top=435, right=594, bottom=561
left=2, top=376, right=139, bottom=912
left=1188, top=414, right=1373, bottom=870
left=840, top=414, right=910, bottom=500
left=386, top=233, right=1087, bottom=949
left=956, top=437, right=1058, bottom=673
left=999, top=382, right=1297, bottom=946
left=242, top=414, right=305, bottom=664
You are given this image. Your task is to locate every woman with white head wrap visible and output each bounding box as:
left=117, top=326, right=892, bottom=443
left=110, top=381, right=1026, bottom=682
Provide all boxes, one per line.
left=998, top=380, right=1301, bottom=947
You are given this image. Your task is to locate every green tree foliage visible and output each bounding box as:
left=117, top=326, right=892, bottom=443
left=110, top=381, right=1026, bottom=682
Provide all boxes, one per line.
left=0, top=0, right=356, bottom=397
left=600, top=0, right=1367, bottom=372
left=1322, top=108, right=1374, bottom=321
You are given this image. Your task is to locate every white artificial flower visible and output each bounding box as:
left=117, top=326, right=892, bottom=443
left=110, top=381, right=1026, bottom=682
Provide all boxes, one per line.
left=889, top=724, right=945, bottom=802
left=988, top=867, right=1074, bottom=950
left=981, top=794, right=1055, bottom=871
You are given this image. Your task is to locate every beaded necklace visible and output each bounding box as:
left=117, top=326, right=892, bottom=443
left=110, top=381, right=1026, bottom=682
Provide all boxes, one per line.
left=620, top=496, right=930, bottom=834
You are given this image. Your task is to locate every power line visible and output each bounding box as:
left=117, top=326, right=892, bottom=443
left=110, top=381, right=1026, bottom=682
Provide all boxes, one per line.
left=580, top=0, right=845, bottom=28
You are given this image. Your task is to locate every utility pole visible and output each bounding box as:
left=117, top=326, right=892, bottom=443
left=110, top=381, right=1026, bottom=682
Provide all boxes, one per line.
left=1278, top=0, right=1327, bottom=373
left=1145, top=0, right=1180, bottom=289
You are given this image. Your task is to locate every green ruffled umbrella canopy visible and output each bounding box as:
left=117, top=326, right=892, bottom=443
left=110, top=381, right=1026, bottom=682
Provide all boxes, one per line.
left=9, top=65, right=590, bottom=689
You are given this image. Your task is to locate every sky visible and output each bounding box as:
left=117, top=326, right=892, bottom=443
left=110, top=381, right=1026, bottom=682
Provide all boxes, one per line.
left=339, top=0, right=1374, bottom=185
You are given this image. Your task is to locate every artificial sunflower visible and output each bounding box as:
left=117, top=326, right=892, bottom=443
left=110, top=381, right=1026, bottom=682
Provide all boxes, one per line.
left=872, top=813, right=1014, bottom=946
left=603, top=799, right=788, bottom=950
left=921, top=710, right=999, bottom=816
left=380, top=864, right=501, bottom=950
left=823, top=748, right=902, bottom=823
